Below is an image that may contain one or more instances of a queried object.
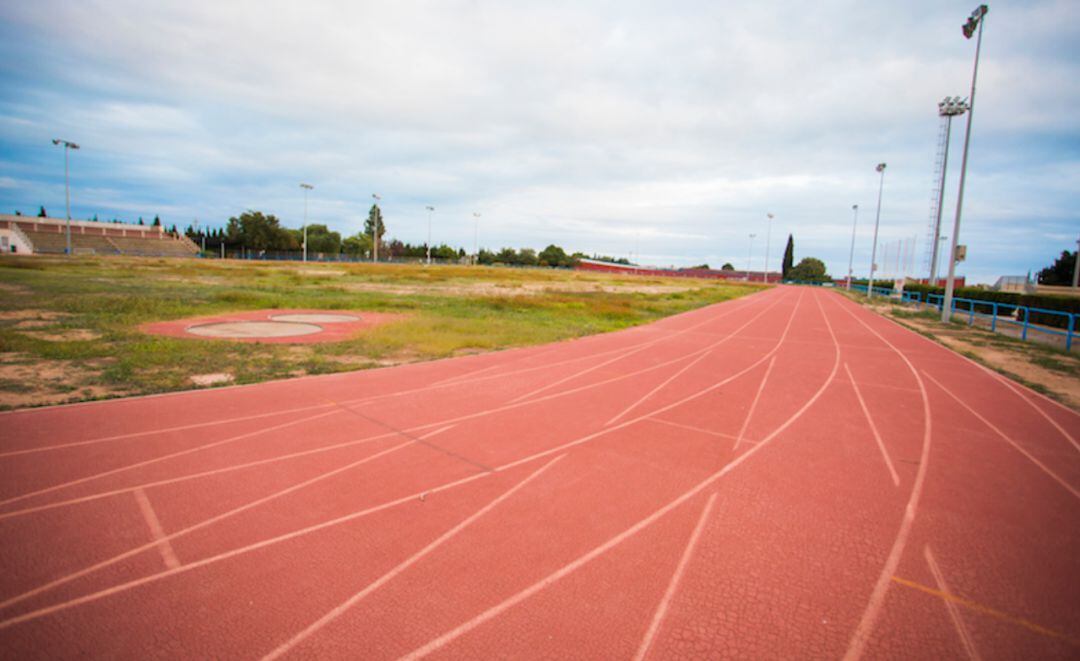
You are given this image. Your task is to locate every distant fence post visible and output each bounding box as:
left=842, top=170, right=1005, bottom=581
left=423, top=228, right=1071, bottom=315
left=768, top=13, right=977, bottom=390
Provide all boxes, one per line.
left=1022, top=306, right=1030, bottom=341
left=1068, top=314, right=1075, bottom=352
left=991, top=302, right=997, bottom=332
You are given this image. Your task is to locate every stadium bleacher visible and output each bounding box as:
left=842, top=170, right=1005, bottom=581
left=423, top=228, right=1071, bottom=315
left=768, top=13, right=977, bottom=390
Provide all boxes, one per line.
left=0, top=215, right=198, bottom=258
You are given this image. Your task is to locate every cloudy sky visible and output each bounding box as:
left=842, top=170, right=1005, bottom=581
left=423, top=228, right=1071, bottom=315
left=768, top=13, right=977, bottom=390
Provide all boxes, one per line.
left=1, top=1, right=1077, bottom=282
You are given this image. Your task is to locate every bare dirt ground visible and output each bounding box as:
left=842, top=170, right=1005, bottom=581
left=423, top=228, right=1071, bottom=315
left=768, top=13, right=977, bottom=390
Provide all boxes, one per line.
left=856, top=297, right=1080, bottom=411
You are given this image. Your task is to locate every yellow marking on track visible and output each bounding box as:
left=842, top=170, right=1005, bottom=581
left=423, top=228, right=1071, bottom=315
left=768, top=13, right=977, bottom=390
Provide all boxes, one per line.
left=890, top=576, right=1078, bottom=646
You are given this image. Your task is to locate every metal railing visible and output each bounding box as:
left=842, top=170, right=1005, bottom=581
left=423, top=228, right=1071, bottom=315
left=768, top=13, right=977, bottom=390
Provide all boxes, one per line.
left=848, top=283, right=1076, bottom=351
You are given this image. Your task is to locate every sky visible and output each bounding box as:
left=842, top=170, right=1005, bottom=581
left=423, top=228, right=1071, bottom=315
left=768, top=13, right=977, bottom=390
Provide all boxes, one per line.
left=0, top=1, right=1077, bottom=283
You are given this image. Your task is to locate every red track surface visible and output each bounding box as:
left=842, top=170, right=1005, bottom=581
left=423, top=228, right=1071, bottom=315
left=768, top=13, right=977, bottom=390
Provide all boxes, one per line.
left=1, top=287, right=1078, bottom=659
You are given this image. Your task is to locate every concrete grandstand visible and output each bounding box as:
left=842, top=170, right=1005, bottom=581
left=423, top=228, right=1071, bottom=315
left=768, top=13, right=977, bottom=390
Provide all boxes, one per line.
left=0, top=215, right=199, bottom=258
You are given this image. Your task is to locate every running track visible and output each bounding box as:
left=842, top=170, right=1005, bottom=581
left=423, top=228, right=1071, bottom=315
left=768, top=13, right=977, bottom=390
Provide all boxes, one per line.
left=1, top=286, right=1077, bottom=659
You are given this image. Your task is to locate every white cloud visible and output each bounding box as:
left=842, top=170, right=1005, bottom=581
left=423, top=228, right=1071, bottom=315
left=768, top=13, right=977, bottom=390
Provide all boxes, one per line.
left=0, top=0, right=1076, bottom=282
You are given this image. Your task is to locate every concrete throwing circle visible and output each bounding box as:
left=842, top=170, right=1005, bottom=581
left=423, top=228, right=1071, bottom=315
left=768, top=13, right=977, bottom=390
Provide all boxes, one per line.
left=269, top=313, right=361, bottom=324
left=186, top=321, right=323, bottom=339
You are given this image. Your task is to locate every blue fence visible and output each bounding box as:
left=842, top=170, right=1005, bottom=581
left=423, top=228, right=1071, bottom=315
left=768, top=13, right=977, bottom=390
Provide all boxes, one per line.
left=846, top=283, right=1076, bottom=351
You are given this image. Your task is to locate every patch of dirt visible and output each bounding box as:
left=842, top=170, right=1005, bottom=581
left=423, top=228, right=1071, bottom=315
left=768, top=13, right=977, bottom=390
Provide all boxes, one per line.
left=190, top=372, right=235, bottom=387
left=0, top=357, right=127, bottom=410
left=879, top=308, right=1080, bottom=411
left=0, top=282, right=30, bottom=295
left=0, top=310, right=72, bottom=322
left=20, top=328, right=102, bottom=342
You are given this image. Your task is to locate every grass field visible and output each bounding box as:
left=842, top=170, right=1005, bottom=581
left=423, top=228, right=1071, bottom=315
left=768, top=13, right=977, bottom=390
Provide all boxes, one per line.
left=0, top=256, right=763, bottom=409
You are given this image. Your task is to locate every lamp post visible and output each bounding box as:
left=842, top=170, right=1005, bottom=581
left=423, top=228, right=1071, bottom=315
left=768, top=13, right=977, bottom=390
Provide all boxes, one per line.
left=868, top=163, right=887, bottom=298
left=425, top=205, right=435, bottom=265
left=473, top=212, right=481, bottom=264
left=51, top=138, right=79, bottom=256
left=930, top=97, right=968, bottom=283
left=846, top=204, right=859, bottom=290
left=1072, top=235, right=1079, bottom=288
left=300, top=183, right=313, bottom=262
left=747, top=233, right=756, bottom=281
left=371, top=193, right=381, bottom=262
left=764, top=213, right=774, bottom=283
left=942, top=4, right=989, bottom=322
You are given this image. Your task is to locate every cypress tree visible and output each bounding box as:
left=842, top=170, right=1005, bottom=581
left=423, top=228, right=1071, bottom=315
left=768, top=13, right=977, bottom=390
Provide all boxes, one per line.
left=782, top=234, right=795, bottom=280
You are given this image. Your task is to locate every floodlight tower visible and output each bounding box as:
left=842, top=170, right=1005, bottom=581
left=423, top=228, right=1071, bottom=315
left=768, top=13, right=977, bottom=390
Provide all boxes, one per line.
left=425, top=205, right=435, bottom=265
left=928, top=97, right=967, bottom=283
left=764, top=213, right=774, bottom=283
left=942, top=4, right=989, bottom=322
left=868, top=163, right=887, bottom=298
left=846, top=204, right=859, bottom=290
left=300, top=183, right=313, bottom=262
left=473, top=212, right=481, bottom=264
left=747, top=233, right=756, bottom=281
left=51, top=138, right=79, bottom=255
left=371, top=193, right=381, bottom=262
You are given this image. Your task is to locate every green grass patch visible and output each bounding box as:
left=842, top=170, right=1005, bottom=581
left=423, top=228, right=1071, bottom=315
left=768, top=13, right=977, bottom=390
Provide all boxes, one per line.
left=0, top=256, right=764, bottom=408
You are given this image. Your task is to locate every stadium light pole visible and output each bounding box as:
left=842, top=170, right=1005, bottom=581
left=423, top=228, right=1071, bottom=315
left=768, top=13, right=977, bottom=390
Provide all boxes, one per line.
left=942, top=4, right=989, bottom=322
left=747, top=233, right=756, bottom=281
left=1073, top=235, right=1079, bottom=288
left=868, top=163, right=887, bottom=298
left=473, top=212, right=481, bottom=264
left=846, top=204, right=859, bottom=290
left=300, top=183, right=313, bottom=262
left=930, top=97, right=968, bottom=283
left=371, top=193, right=381, bottom=262
left=425, top=205, right=435, bottom=265
left=764, top=213, right=774, bottom=283
left=51, top=138, right=79, bottom=256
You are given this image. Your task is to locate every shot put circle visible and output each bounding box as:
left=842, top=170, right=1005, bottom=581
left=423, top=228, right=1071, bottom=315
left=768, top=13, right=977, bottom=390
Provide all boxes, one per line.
left=186, top=321, right=323, bottom=338
left=269, top=313, right=361, bottom=324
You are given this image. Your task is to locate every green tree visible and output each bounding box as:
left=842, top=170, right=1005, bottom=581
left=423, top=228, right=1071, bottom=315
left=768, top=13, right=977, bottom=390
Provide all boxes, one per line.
left=477, top=248, right=496, bottom=265
left=225, top=210, right=294, bottom=251
left=781, top=234, right=794, bottom=280
left=495, top=247, right=518, bottom=264
left=299, top=224, right=342, bottom=254
left=538, top=244, right=571, bottom=267
left=342, top=231, right=372, bottom=257
left=1037, top=249, right=1077, bottom=285
left=152, top=215, right=162, bottom=227
left=788, top=257, right=829, bottom=282
left=38, top=206, right=47, bottom=217
left=721, top=262, right=735, bottom=270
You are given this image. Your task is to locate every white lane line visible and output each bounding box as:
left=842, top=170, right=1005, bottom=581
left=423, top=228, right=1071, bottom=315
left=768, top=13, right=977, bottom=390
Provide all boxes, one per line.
left=399, top=293, right=841, bottom=661
left=0, top=429, right=404, bottom=521
left=633, top=493, right=718, bottom=661
left=834, top=292, right=933, bottom=661
left=645, top=417, right=740, bottom=442
left=923, top=371, right=1079, bottom=500
left=0, top=408, right=342, bottom=510
left=843, top=363, right=901, bottom=487
left=0, top=426, right=456, bottom=613
left=0, top=458, right=491, bottom=631
left=261, top=454, right=565, bottom=661
left=603, top=293, right=791, bottom=427
left=0, top=404, right=337, bottom=459
left=132, top=488, right=180, bottom=570
left=967, top=362, right=1079, bottom=454
left=924, top=545, right=981, bottom=660
left=509, top=292, right=786, bottom=406
left=732, top=356, right=777, bottom=451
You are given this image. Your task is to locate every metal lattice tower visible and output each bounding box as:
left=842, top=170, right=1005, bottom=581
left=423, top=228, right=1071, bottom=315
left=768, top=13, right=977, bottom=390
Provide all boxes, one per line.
left=925, top=115, right=949, bottom=278
left=926, top=96, right=968, bottom=283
